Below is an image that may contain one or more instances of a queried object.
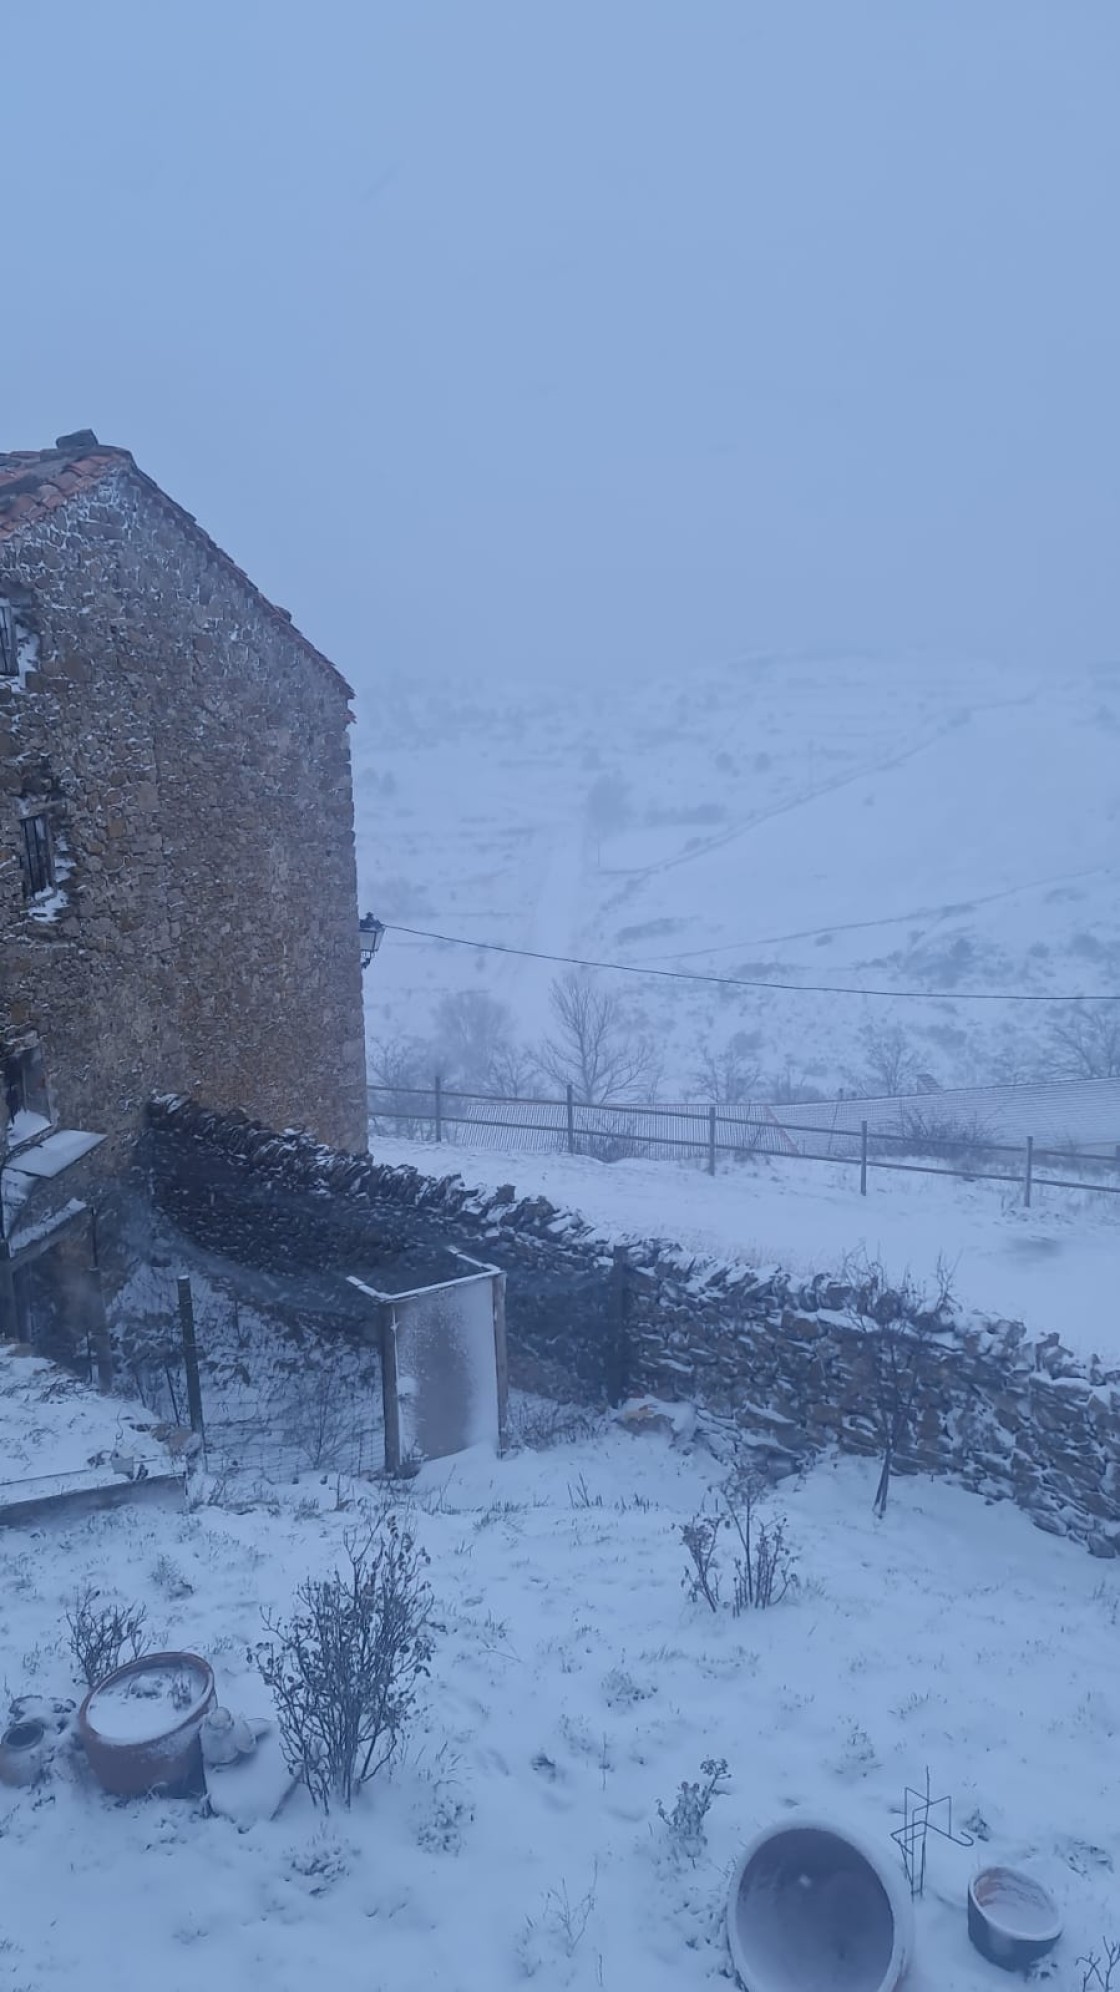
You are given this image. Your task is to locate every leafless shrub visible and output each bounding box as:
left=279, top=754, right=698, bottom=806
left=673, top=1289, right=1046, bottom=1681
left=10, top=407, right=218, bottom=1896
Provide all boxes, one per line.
left=508, top=1399, right=598, bottom=1451
left=535, top=971, right=659, bottom=1105
left=855, top=1022, right=919, bottom=1097
left=844, top=1253, right=955, bottom=1518
left=65, top=1586, right=150, bottom=1687
left=657, top=1757, right=730, bottom=1862
left=1047, top=1003, right=1120, bottom=1081
left=545, top=1864, right=600, bottom=1956
left=884, top=1108, right=998, bottom=1170
left=1081, top=1940, right=1120, bottom=1991
left=681, top=1509, right=722, bottom=1612
left=764, top=1059, right=826, bottom=1105
left=256, top=1519, right=435, bottom=1812
left=288, top=1364, right=358, bottom=1472
left=723, top=1473, right=798, bottom=1610
left=692, top=1031, right=762, bottom=1105
left=430, top=990, right=530, bottom=1095
left=367, top=1036, right=435, bottom=1137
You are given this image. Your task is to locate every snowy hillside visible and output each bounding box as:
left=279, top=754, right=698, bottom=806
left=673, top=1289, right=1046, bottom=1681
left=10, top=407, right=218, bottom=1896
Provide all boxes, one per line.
left=352, top=652, right=1120, bottom=1100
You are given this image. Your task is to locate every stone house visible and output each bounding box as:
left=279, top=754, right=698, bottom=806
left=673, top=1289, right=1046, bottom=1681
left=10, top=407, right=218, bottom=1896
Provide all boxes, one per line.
left=0, top=430, right=367, bottom=1370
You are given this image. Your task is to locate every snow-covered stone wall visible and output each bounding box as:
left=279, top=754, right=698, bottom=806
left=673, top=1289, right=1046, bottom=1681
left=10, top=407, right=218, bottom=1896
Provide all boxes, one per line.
left=146, top=1097, right=1120, bottom=1556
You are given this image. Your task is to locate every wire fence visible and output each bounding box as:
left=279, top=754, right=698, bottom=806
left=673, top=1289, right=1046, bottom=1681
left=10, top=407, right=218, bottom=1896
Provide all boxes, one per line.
left=368, top=1081, right=1120, bottom=1208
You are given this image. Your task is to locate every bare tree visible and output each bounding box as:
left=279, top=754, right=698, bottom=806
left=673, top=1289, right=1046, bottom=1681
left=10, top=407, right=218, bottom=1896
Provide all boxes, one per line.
left=855, top=1023, right=919, bottom=1097
left=368, top=1036, right=433, bottom=1136
left=431, top=990, right=518, bottom=1093
left=692, top=1031, right=761, bottom=1104
left=1046, top=1003, right=1120, bottom=1081
left=535, top=973, right=659, bottom=1104
left=844, top=1253, right=954, bottom=1518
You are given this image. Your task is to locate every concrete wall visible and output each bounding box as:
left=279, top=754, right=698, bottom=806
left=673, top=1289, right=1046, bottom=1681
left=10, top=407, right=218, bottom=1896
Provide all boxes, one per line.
left=145, top=1098, right=1120, bottom=1557
left=1, top=458, right=367, bottom=1209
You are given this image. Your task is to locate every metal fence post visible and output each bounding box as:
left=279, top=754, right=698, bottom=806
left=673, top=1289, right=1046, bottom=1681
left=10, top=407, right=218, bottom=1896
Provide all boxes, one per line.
left=1024, top=1134, right=1034, bottom=1209
left=708, top=1104, right=717, bottom=1177
left=607, top=1246, right=630, bottom=1406
left=177, top=1276, right=206, bottom=1449
left=434, top=1075, right=443, bottom=1144
left=566, top=1083, right=575, bottom=1155
left=860, top=1120, right=869, bottom=1197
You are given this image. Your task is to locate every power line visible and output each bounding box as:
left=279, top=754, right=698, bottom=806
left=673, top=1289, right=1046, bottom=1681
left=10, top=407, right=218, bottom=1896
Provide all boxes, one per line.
left=382, top=922, right=1119, bottom=1006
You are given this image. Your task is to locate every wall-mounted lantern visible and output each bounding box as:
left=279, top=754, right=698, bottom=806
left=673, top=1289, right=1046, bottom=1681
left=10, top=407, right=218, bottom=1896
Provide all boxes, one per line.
left=359, top=914, right=386, bottom=972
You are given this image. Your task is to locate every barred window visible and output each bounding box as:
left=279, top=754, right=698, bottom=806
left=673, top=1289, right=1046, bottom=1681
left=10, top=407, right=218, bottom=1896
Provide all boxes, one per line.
left=0, top=601, right=16, bottom=677
left=21, top=813, right=53, bottom=897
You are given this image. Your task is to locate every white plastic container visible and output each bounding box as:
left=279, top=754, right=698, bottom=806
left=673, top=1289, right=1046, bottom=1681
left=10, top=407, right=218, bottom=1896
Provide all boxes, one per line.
left=726, top=1814, right=914, bottom=1992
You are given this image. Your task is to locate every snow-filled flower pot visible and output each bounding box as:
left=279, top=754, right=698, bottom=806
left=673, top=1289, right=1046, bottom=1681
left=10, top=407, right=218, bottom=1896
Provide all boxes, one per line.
left=967, top=1867, right=1062, bottom=1972
left=77, top=1652, right=215, bottom=1798
left=726, top=1816, right=913, bottom=1992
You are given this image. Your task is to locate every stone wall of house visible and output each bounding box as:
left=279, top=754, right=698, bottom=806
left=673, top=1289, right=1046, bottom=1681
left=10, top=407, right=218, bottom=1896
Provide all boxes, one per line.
left=1, top=457, right=367, bottom=1240
left=145, top=1097, right=1120, bottom=1555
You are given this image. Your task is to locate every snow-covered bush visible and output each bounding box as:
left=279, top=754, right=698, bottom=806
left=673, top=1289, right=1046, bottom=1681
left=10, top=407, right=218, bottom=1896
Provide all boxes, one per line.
left=682, top=1480, right=798, bottom=1615
left=680, top=1510, right=723, bottom=1612
left=65, top=1586, right=150, bottom=1687
left=656, top=1758, right=730, bottom=1863
left=256, top=1518, right=435, bottom=1812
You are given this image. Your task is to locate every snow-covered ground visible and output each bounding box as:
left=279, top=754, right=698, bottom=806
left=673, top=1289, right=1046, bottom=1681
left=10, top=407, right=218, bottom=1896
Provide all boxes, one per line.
left=2, top=1405, right=1118, bottom=1992
left=0, top=1346, right=175, bottom=1508
left=353, top=652, right=1120, bottom=1097
left=370, top=1133, right=1120, bottom=1365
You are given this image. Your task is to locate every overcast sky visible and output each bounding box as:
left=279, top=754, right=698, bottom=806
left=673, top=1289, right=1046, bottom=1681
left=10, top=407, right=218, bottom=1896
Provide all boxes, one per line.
left=4, top=2, right=1118, bottom=695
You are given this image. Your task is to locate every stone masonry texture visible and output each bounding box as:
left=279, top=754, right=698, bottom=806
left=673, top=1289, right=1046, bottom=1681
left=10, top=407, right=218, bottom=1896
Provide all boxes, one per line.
left=1, top=446, right=367, bottom=1296
left=147, top=1096, right=1120, bottom=1558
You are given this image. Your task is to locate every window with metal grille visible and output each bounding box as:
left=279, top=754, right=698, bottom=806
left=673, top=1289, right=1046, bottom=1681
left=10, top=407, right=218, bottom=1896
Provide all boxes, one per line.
left=4, top=1045, right=49, bottom=1124
left=21, top=813, right=53, bottom=897
left=0, top=601, right=16, bottom=676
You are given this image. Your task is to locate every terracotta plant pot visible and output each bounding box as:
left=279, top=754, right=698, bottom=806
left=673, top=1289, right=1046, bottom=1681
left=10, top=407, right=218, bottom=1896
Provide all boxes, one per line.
left=78, top=1652, right=215, bottom=1798
left=967, top=1867, right=1062, bottom=1972
left=727, top=1815, right=913, bottom=1992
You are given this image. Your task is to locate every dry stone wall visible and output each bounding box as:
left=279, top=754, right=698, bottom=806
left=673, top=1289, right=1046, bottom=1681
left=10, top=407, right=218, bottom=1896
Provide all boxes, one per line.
left=146, top=1096, right=1120, bottom=1556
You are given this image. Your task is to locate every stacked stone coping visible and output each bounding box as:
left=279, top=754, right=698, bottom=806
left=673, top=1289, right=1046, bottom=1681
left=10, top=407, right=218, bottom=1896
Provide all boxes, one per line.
left=146, top=1095, right=1120, bottom=1556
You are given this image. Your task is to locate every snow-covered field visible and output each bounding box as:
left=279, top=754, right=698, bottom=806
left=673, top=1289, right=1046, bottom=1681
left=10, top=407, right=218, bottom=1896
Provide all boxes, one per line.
left=2, top=1403, right=1119, bottom=1992
left=353, top=652, right=1120, bottom=1097
left=370, top=1133, right=1120, bottom=1365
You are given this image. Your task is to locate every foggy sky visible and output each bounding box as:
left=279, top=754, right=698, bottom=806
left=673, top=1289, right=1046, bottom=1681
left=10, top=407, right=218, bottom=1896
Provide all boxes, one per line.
left=4, top=2, right=1118, bottom=696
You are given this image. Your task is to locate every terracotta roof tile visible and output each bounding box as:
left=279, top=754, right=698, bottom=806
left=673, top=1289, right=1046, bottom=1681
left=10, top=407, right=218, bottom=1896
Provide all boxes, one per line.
left=0, top=437, right=351, bottom=696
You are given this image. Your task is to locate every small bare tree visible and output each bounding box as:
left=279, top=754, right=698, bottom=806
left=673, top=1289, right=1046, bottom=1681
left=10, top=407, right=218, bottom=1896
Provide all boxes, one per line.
left=1081, top=1939, right=1120, bottom=1990
left=536, top=972, right=659, bottom=1104
left=1046, top=1003, right=1120, bottom=1081
left=66, top=1586, right=150, bottom=1686
left=368, top=1036, right=434, bottom=1137
left=256, top=1520, right=435, bottom=1812
left=844, top=1254, right=953, bottom=1518
left=692, top=1031, right=761, bottom=1105
left=431, top=990, right=518, bottom=1093
left=856, top=1023, right=919, bottom=1097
